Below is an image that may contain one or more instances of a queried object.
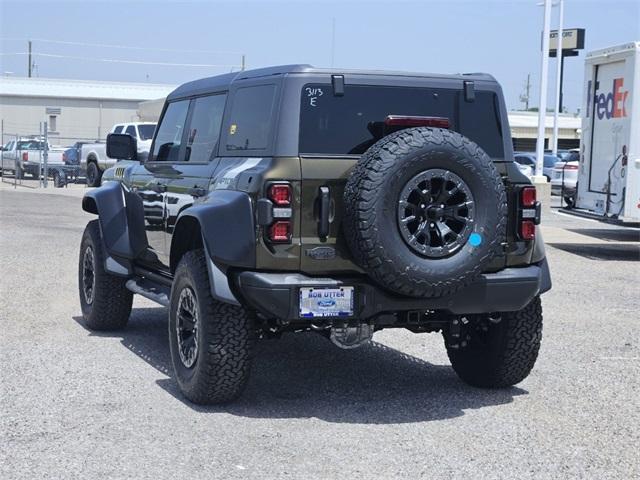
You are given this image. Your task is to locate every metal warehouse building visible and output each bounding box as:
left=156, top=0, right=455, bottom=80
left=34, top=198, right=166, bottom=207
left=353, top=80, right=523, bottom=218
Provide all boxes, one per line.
left=0, top=76, right=176, bottom=145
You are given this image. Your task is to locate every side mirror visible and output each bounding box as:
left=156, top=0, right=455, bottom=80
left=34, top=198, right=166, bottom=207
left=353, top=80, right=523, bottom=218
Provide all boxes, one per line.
left=106, top=133, right=137, bottom=160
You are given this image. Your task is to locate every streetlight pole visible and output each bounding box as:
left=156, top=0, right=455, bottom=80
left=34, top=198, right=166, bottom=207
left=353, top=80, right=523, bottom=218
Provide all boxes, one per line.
left=551, top=0, right=564, bottom=155
left=535, top=0, right=553, bottom=180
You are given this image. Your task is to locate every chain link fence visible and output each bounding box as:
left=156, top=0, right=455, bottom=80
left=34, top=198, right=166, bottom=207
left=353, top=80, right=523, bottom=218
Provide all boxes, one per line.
left=1, top=122, right=97, bottom=189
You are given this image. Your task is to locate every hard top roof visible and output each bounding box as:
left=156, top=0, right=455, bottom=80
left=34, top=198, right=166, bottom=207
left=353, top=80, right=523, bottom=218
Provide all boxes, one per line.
left=167, top=64, right=496, bottom=100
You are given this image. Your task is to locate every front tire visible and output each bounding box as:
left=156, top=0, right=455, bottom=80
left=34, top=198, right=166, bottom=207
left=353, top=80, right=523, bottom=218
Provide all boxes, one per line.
left=445, top=297, right=543, bottom=388
left=169, top=249, right=254, bottom=405
left=78, top=220, right=133, bottom=330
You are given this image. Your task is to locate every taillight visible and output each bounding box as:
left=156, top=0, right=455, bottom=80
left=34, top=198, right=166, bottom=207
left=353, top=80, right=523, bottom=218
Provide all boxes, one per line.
left=268, top=184, right=291, bottom=206
left=520, top=220, right=536, bottom=240
left=22, top=152, right=28, bottom=162
left=564, top=163, right=578, bottom=170
left=264, top=182, right=293, bottom=244
left=518, top=186, right=539, bottom=240
left=62, top=153, right=67, bottom=163
left=521, top=186, right=536, bottom=207
left=269, top=221, right=291, bottom=243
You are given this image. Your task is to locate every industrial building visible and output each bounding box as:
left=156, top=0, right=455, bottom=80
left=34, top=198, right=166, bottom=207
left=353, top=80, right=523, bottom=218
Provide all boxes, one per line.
left=508, top=110, right=581, bottom=151
left=0, top=76, right=176, bottom=145
left=1, top=76, right=581, bottom=151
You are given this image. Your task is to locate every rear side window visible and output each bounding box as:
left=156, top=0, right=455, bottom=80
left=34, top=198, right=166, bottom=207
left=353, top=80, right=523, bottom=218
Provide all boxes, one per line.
left=113, top=125, right=124, bottom=134
left=225, top=84, right=276, bottom=151
left=185, top=94, right=226, bottom=162
left=299, top=84, right=504, bottom=158
left=151, top=100, right=190, bottom=162
left=125, top=125, right=136, bottom=137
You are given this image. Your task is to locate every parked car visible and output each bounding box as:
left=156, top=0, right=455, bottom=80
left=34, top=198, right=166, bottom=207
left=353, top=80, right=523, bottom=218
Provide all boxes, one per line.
left=0, top=137, right=65, bottom=179
left=515, top=161, right=533, bottom=178
left=79, top=65, right=550, bottom=405
left=81, top=122, right=156, bottom=187
left=514, top=152, right=560, bottom=181
left=551, top=149, right=580, bottom=206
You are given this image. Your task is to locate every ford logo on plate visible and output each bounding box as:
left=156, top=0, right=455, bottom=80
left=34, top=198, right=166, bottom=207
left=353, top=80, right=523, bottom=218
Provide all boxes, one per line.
left=318, top=299, right=336, bottom=308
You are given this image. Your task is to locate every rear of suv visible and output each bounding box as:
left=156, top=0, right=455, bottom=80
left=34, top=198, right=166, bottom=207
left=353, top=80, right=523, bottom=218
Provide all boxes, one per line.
left=79, top=65, right=550, bottom=404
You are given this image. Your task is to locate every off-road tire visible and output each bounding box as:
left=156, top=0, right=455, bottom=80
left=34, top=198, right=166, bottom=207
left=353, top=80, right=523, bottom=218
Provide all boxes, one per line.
left=78, top=220, right=133, bottom=330
left=169, top=249, right=254, bottom=405
left=86, top=161, right=102, bottom=187
left=344, top=127, right=507, bottom=298
left=446, top=296, right=543, bottom=388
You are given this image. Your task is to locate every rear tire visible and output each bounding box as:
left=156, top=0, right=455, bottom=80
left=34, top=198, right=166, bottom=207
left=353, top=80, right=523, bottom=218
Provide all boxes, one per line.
left=78, top=220, right=133, bottom=330
left=563, top=194, right=575, bottom=208
left=169, top=249, right=254, bottom=404
left=53, top=171, right=63, bottom=188
left=445, top=297, right=543, bottom=388
left=86, top=161, right=102, bottom=187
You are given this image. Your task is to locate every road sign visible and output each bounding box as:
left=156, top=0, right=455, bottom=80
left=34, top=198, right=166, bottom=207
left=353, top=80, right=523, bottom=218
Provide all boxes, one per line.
left=549, top=28, right=585, bottom=53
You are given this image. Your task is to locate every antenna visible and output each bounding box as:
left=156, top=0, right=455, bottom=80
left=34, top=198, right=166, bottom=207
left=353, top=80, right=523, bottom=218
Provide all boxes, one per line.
left=519, top=73, right=531, bottom=110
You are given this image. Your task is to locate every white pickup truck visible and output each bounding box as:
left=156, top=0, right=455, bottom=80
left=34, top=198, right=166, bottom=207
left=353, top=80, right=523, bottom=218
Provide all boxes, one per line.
left=81, top=122, right=156, bottom=187
left=0, top=137, right=65, bottom=179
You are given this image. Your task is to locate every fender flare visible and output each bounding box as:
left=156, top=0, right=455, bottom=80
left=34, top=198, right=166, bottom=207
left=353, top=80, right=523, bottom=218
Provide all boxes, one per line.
left=171, top=190, right=256, bottom=305
left=82, top=181, right=148, bottom=261
left=171, top=190, right=256, bottom=269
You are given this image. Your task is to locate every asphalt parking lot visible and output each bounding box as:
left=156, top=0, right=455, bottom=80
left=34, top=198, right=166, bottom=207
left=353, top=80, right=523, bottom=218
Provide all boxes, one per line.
left=1, top=182, right=639, bottom=479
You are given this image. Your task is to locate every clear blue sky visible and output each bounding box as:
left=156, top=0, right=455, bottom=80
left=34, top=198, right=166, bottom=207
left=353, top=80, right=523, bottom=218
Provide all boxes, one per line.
left=1, top=0, right=639, bottom=113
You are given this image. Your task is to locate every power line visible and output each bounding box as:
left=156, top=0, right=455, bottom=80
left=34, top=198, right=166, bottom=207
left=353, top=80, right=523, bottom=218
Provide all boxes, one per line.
left=0, top=52, right=239, bottom=68
left=0, top=36, right=242, bottom=56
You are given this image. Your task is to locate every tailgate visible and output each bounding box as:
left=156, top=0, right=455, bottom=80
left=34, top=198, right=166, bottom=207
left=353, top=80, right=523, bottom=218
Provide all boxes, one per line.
left=299, top=157, right=361, bottom=274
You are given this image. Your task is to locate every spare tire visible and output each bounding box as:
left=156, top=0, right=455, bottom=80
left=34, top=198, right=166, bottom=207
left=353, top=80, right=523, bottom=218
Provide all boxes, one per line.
left=343, top=127, right=507, bottom=298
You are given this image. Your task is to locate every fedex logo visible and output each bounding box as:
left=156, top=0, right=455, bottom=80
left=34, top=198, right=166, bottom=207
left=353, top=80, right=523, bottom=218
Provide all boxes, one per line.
left=587, top=78, right=629, bottom=120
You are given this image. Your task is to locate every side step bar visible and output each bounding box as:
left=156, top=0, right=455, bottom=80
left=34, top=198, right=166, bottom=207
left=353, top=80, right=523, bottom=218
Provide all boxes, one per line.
left=125, top=278, right=171, bottom=306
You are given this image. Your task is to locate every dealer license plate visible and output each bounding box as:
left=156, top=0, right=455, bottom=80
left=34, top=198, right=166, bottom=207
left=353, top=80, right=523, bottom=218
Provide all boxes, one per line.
left=299, top=287, right=354, bottom=318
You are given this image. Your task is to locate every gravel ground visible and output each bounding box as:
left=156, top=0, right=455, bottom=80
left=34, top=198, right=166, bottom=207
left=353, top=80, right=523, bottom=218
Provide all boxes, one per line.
left=1, top=186, right=639, bottom=479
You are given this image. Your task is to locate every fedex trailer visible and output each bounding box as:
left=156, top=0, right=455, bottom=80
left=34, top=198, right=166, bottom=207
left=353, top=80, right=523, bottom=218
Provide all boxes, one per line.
left=575, top=42, right=640, bottom=225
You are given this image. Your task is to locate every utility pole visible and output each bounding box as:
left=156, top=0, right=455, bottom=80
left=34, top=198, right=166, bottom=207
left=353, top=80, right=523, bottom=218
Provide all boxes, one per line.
left=28, top=40, right=32, bottom=78
left=241, top=55, right=245, bottom=71
left=520, top=73, right=531, bottom=110
left=331, top=17, right=336, bottom=67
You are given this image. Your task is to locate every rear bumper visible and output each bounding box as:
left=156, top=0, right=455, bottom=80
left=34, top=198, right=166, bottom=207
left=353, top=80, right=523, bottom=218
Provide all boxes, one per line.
left=235, top=259, right=551, bottom=321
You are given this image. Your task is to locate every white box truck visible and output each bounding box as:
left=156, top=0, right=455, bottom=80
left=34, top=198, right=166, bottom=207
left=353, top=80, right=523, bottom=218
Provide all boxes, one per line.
left=574, top=42, right=640, bottom=225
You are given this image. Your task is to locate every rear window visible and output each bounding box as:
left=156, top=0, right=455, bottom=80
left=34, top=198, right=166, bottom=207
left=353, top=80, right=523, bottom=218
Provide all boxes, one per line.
left=299, top=84, right=504, bottom=158
left=17, top=141, right=45, bottom=150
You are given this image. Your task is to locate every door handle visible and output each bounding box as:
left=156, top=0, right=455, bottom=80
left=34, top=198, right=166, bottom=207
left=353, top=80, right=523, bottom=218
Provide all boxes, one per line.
left=318, top=186, right=330, bottom=241
left=188, top=187, right=208, bottom=197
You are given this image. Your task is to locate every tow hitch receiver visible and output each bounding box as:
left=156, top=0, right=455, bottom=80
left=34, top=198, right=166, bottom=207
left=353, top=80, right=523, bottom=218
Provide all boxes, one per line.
left=330, top=324, right=374, bottom=349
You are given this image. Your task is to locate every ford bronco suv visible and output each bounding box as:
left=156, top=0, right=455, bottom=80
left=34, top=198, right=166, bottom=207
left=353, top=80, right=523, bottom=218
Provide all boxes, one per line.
left=78, top=65, right=551, bottom=404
